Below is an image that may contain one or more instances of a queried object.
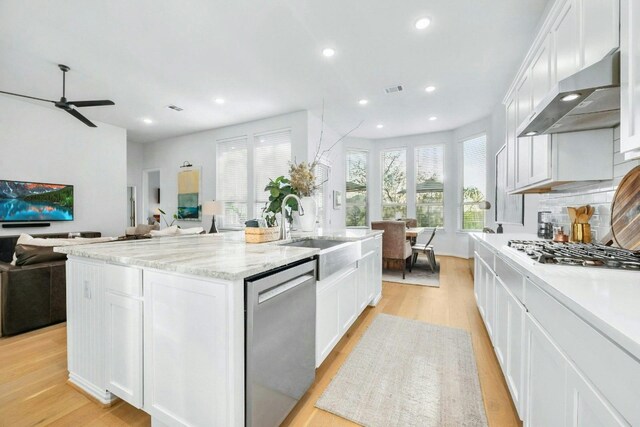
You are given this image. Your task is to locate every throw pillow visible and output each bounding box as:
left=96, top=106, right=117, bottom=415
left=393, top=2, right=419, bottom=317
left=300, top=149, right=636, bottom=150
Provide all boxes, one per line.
left=149, top=225, right=179, bottom=237
left=15, top=244, right=68, bottom=266
left=176, top=227, right=205, bottom=235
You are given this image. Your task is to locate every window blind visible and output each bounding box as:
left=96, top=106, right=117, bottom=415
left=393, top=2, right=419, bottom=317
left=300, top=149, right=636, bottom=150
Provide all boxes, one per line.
left=346, top=150, right=368, bottom=226
left=216, top=137, right=248, bottom=227
left=254, top=130, right=292, bottom=215
left=415, top=145, right=444, bottom=227
left=462, top=134, right=487, bottom=230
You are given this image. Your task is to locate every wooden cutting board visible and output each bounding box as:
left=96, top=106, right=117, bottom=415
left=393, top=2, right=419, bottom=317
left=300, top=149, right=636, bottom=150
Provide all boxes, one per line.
left=611, top=165, right=640, bottom=250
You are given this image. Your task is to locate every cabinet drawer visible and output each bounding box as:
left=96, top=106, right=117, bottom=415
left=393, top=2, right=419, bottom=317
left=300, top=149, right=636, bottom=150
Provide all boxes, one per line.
left=526, top=280, right=640, bottom=425
left=495, top=256, right=524, bottom=303
left=475, top=241, right=495, bottom=271
left=360, top=237, right=376, bottom=255
left=104, top=264, right=142, bottom=297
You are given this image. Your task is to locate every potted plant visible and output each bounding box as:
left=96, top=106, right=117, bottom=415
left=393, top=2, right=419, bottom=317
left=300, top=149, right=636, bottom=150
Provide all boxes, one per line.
left=261, top=176, right=300, bottom=227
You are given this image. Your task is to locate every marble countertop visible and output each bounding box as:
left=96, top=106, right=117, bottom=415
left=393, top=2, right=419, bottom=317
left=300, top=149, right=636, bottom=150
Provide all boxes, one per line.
left=55, top=228, right=382, bottom=281
left=470, top=233, right=640, bottom=360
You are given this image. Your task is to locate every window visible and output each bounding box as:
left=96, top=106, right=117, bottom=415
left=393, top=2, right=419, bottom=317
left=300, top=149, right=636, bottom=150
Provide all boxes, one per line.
left=314, top=163, right=329, bottom=228
left=415, top=145, right=444, bottom=227
left=345, top=151, right=368, bottom=226
left=254, top=130, right=292, bottom=217
left=216, top=137, right=248, bottom=227
left=462, top=134, right=487, bottom=230
left=381, top=149, right=407, bottom=220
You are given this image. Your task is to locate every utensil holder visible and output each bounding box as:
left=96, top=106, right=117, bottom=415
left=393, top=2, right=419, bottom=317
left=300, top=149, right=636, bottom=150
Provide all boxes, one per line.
left=571, top=223, right=591, bottom=243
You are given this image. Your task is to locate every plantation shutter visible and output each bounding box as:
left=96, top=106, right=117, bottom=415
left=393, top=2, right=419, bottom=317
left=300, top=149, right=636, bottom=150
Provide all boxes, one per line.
left=216, top=137, right=248, bottom=227
left=254, top=130, right=292, bottom=215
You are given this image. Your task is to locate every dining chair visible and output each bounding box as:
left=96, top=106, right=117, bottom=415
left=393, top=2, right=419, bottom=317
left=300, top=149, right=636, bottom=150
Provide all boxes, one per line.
left=402, top=218, right=418, bottom=228
left=371, top=221, right=413, bottom=279
left=412, top=228, right=437, bottom=272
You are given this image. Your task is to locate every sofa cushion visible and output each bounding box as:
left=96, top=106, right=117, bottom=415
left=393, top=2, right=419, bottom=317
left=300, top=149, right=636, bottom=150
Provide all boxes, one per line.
left=176, top=227, right=205, bottom=235
left=10, top=234, right=116, bottom=265
left=15, top=245, right=68, bottom=266
left=149, top=225, right=179, bottom=237
left=127, top=224, right=160, bottom=236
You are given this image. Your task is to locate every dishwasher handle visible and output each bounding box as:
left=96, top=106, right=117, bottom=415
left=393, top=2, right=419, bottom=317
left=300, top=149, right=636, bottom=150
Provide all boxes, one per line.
left=257, top=274, right=314, bottom=304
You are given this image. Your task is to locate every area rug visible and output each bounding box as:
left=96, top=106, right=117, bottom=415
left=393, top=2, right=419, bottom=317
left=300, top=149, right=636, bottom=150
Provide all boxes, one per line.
left=315, top=314, right=488, bottom=427
left=381, top=257, right=440, bottom=287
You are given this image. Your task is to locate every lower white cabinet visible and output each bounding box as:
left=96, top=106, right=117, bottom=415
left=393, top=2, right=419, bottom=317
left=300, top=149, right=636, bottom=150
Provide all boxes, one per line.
left=104, top=291, right=143, bottom=408
left=525, top=314, right=628, bottom=427
left=316, top=236, right=383, bottom=367
left=316, top=264, right=357, bottom=366
left=472, top=238, right=631, bottom=427
left=525, top=314, right=569, bottom=426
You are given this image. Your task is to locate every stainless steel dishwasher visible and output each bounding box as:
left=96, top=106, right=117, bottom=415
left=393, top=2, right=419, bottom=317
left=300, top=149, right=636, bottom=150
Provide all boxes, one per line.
left=245, top=258, right=317, bottom=427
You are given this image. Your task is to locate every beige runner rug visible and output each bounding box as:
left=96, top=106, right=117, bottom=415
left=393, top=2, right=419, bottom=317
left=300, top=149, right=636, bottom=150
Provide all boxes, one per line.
left=316, top=314, right=488, bottom=427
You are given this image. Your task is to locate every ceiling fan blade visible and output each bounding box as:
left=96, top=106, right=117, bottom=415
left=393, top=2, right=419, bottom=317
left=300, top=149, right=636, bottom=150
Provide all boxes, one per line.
left=67, top=100, right=115, bottom=107
left=0, top=90, right=56, bottom=104
left=66, top=108, right=97, bottom=127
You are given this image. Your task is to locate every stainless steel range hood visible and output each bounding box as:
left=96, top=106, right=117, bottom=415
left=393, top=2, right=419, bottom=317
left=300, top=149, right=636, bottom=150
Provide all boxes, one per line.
left=518, top=50, right=620, bottom=137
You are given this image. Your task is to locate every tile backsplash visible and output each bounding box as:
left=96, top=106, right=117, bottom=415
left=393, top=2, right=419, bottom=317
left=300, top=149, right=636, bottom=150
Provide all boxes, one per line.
left=538, top=127, right=640, bottom=242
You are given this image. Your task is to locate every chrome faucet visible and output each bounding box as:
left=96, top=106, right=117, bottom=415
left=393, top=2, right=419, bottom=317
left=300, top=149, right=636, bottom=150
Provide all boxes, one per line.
left=280, top=194, right=304, bottom=240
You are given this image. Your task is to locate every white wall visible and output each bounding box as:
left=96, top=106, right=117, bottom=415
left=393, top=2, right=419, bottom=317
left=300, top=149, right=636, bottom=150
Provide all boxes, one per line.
left=0, top=96, right=127, bottom=237
left=141, top=111, right=309, bottom=230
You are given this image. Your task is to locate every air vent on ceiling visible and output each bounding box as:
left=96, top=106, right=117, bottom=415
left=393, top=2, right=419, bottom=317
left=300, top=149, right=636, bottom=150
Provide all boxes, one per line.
left=167, top=105, right=184, bottom=111
left=384, top=85, right=404, bottom=94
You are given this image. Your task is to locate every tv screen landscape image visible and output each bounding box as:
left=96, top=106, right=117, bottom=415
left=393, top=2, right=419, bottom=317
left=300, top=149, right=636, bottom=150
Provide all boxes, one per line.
left=0, top=180, right=74, bottom=222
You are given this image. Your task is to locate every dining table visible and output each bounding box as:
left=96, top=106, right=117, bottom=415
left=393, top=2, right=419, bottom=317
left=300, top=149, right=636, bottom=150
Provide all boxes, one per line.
left=406, top=227, right=426, bottom=245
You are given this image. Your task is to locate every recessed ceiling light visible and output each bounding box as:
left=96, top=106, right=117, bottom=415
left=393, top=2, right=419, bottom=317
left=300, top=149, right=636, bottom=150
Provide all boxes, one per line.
left=415, top=17, right=431, bottom=30
left=214, top=98, right=225, bottom=105
left=142, top=118, right=153, bottom=124
left=525, top=131, right=538, bottom=136
left=358, top=99, right=369, bottom=105
left=561, top=93, right=581, bottom=102
left=322, top=47, right=335, bottom=57
left=425, top=86, right=436, bottom=93
left=428, top=116, right=437, bottom=121
left=376, top=124, right=384, bottom=129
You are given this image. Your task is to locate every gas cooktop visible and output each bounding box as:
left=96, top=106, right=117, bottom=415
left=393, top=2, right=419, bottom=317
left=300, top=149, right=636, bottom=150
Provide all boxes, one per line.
left=507, top=240, right=640, bottom=270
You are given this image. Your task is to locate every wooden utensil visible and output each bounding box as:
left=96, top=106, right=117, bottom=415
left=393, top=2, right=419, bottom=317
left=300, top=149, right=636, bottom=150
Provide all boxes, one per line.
left=568, top=207, right=577, bottom=223
left=611, top=165, right=640, bottom=250
left=578, top=213, right=589, bottom=223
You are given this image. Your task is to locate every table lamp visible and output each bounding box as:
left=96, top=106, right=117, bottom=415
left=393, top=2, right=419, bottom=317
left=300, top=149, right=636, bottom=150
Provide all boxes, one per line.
left=203, top=200, right=224, bottom=233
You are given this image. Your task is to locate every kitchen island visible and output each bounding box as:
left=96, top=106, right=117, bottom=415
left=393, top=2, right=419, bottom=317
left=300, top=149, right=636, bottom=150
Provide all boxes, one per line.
left=57, top=229, right=383, bottom=427
left=470, top=233, right=640, bottom=426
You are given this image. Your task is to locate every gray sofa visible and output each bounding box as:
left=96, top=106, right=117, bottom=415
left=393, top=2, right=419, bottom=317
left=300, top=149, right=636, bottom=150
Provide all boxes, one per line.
left=0, top=231, right=100, bottom=336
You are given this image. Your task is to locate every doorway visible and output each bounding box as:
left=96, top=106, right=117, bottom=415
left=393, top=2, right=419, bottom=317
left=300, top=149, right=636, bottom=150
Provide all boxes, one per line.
left=142, top=169, right=161, bottom=225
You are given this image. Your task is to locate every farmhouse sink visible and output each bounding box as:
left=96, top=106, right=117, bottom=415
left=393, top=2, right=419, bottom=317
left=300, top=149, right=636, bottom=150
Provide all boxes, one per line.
left=281, top=238, right=360, bottom=280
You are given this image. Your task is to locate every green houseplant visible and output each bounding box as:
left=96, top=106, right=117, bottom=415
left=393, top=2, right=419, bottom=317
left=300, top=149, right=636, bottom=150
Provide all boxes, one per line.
left=261, top=176, right=300, bottom=227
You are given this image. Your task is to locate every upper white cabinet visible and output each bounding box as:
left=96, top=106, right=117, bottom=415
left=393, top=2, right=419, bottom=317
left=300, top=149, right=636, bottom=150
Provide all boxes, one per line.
left=620, top=0, right=640, bottom=159
left=504, top=0, right=621, bottom=190
left=553, top=0, right=580, bottom=83
left=582, top=0, right=619, bottom=69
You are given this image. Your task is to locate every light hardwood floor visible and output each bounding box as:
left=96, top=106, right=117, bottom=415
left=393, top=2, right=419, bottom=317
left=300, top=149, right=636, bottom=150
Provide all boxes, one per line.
left=0, top=256, right=520, bottom=426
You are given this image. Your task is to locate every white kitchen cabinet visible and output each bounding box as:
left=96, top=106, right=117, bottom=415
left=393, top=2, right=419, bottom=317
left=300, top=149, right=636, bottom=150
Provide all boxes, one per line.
left=505, top=286, right=526, bottom=418
left=105, top=291, right=143, bottom=408
left=531, top=32, right=553, bottom=111
left=494, top=281, right=509, bottom=368
left=553, top=0, right=580, bottom=82
left=66, top=258, right=114, bottom=404
left=516, top=73, right=533, bottom=126
left=316, top=264, right=358, bottom=367
left=512, top=129, right=613, bottom=193
left=338, top=267, right=358, bottom=334
left=357, top=247, right=375, bottom=312
left=620, top=0, right=640, bottom=159
left=104, top=264, right=143, bottom=409
left=484, top=263, right=496, bottom=343
left=368, top=235, right=383, bottom=306
left=143, top=270, right=233, bottom=426
left=581, top=0, right=619, bottom=69
left=473, top=254, right=486, bottom=319
left=506, top=96, right=517, bottom=191
left=524, top=314, right=568, bottom=427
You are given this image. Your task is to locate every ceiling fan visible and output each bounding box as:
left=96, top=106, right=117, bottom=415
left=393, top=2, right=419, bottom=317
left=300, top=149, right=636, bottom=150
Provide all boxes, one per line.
left=0, top=64, right=115, bottom=127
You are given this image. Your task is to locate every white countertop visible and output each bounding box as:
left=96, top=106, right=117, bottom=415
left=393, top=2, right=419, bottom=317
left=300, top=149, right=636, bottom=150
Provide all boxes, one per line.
left=56, top=228, right=382, bottom=281
left=470, top=233, right=640, bottom=360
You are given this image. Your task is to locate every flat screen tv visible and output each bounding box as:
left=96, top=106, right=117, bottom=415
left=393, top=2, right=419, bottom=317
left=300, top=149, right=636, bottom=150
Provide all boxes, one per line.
left=0, top=179, right=74, bottom=222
